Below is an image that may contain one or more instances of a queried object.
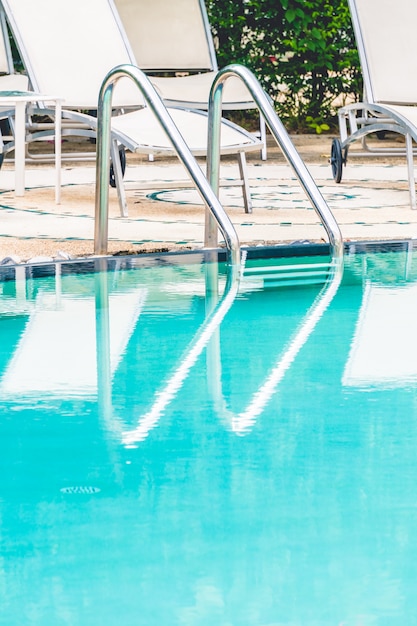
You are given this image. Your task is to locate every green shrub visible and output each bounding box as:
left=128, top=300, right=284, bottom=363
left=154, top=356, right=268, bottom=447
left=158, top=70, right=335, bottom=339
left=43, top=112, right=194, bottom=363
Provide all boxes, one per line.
left=207, top=0, right=362, bottom=131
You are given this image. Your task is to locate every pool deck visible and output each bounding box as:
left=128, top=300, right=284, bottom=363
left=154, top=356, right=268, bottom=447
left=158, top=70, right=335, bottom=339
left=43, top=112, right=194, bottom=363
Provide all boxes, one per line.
left=1, top=133, right=416, bottom=263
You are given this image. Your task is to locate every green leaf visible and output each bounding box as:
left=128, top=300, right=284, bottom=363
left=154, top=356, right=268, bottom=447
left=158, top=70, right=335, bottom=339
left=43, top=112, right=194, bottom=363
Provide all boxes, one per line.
left=285, top=8, right=297, bottom=23
left=206, top=0, right=362, bottom=131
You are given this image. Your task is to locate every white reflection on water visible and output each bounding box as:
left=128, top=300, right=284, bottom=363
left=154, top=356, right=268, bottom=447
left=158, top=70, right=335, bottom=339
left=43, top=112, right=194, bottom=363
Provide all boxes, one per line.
left=343, top=281, right=417, bottom=389
left=0, top=286, right=147, bottom=398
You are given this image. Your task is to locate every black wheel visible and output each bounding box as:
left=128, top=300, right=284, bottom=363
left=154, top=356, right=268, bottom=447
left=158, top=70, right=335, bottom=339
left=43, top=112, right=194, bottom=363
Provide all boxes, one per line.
left=109, top=147, right=126, bottom=188
left=330, top=138, right=344, bottom=183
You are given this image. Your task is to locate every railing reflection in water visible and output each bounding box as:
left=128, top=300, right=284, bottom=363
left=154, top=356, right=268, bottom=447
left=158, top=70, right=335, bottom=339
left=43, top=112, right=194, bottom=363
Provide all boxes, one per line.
left=93, top=254, right=344, bottom=446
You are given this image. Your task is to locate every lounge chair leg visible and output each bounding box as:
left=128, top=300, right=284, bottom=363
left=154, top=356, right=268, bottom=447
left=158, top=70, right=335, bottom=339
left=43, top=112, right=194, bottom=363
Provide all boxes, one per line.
left=260, top=114, right=267, bottom=161
left=237, top=151, right=252, bottom=214
left=406, top=133, right=416, bottom=209
left=111, top=140, right=128, bottom=217
left=204, top=209, right=218, bottom=249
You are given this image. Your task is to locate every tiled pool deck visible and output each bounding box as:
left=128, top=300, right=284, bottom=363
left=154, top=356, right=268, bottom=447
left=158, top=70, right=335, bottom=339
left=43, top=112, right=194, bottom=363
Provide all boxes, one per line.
left=0, top=134, right=416, bottom=262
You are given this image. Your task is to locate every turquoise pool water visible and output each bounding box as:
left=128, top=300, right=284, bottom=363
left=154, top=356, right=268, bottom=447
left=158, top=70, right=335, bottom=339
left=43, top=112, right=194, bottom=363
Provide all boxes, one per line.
left=1, top=245, right=417, bottom=625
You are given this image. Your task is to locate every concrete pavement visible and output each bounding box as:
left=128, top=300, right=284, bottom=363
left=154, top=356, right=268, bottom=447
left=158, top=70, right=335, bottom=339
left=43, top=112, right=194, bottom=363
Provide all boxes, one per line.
left=0, top=134, right=415, bottom=262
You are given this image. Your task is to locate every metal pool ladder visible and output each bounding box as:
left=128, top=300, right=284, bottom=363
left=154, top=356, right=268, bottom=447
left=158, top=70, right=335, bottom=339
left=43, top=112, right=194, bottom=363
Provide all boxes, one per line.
left=94, top=64, right=240, bottom=266
left=94, top=63, right=343, bottom=266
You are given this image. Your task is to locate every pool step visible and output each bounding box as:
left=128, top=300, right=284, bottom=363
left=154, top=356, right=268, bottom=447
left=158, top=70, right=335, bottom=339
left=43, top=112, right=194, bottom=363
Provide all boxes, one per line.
left=242, top=262, right=333, bottom=289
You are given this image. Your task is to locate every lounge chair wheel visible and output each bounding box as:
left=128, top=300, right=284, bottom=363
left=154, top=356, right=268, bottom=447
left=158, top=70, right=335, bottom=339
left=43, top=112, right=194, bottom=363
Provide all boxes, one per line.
left=330, top=138, right=344, bottom=183
left=109, top=147, right=126, bottom=188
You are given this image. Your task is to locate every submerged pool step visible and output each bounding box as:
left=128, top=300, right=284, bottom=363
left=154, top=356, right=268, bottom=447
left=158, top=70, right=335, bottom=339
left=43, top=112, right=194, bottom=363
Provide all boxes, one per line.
left=242, top=262, right=333, bottom=289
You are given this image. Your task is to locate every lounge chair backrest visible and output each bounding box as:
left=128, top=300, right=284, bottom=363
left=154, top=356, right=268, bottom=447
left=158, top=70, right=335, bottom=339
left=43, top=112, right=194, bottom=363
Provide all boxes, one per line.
left=0, top=0, right=145, bottom=108
left=114, top=0, right=217, bottom=73
left=0, top=12, right=10, bottom=74
left=350, top=0, right=417, bottom=105
left=0, top=11, right=30, bottom=88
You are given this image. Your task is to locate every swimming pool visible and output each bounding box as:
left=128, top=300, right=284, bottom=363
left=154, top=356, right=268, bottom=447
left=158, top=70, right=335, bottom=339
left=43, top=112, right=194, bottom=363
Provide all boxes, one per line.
left=0, top=242, right=417, bottom=625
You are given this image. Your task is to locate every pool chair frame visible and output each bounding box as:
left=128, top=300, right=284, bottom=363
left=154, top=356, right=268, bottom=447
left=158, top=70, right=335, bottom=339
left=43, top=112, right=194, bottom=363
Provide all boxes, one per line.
left=330, top=0, right=417, bottom=209
left=0, top=0, right=262, bottom=216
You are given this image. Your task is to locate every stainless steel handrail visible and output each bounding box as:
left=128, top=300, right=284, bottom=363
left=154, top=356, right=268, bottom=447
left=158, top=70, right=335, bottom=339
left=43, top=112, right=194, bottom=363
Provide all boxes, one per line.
left=94, top=63, right=240, bottom=266
left=206, top=64, right=344, bottom=260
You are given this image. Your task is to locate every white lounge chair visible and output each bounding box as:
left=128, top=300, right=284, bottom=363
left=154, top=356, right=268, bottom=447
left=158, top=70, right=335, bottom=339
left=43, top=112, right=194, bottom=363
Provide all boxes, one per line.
left=114, top=0, right=267, bottom=160
left=0, top=0, right=262, bottom=214
left=331, top=0, right=417, bottom=208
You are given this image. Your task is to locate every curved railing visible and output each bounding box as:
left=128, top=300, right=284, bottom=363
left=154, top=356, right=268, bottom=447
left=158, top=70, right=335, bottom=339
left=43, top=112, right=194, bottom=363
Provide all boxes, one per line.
left=94, top=64, right=240, bottom=266
left=94, top=64, right=343, bottom=266
left=206, top=64, right=344, bottom=260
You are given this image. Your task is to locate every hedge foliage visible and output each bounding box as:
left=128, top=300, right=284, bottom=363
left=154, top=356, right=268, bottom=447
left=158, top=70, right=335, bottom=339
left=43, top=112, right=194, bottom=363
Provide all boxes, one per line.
left=206, top=0, right=362, bottom=131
